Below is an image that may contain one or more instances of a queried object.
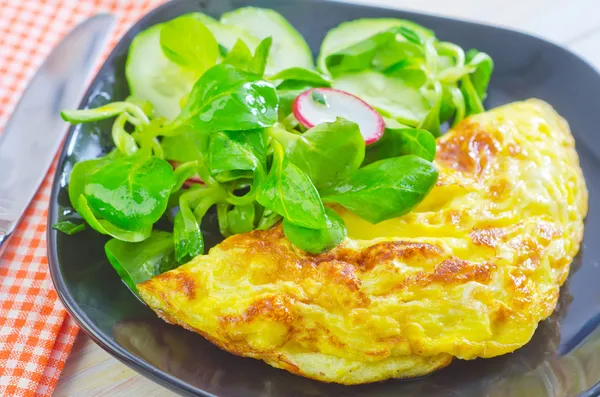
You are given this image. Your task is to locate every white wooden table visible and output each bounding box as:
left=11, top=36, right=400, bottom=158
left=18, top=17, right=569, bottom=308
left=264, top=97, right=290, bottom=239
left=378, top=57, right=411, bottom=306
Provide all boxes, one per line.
left=54, top=0, right=600, bottom=395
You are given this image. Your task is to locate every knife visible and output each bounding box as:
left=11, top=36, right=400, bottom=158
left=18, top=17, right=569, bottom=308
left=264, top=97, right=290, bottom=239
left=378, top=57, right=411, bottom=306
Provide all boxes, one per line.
left=0, top=14, right=115, bottom=257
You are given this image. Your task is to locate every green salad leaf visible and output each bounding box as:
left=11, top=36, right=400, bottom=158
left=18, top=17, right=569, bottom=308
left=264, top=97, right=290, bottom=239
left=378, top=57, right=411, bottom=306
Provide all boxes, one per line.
left=374, top=41, right=425, bottom=72
left=173, top=185, right=226, bottom=263
left=283, top=207, right=346, bottom=254
left=364, top=127, right=436, bottom=165
left=105, top=231, right=176, bottom=293
left=270, top=67, right=332, bottom=88
left=162, top=130, right=209, bottom=162
left=223, top=38, right=254, bottom=69
left=220, top=6, right=314, bottom=75
left=224, top=37, right=272, bottom=77
left=173, top=198, right=204, bottom=264
left=68, top=150, right=174, bottom=242
left=68, top=154, right=115, bottom=210
left=257, top=142, right=327, bottom=229
left=83, top=151, right=175, bottom=230
left=250, top=37, right=273, bottom=76
left=438, top=84, right=457, bottom=123
left=461, top=49, right=494, bottom=116
left=76, top=195, right=153, bottom=242
left=448, top=85, right=466, bottom=126
left=159, top=15, right=219, bottom=75
left=227, top=203, right=256, bottom=234
left=270, top=67, right=332, bottom=118
left=419, top=81, right=443, bottom=137
left=208, top=129, right=267, bottom=205
left=256, top=208, right=282, bottom=230
left=208, top=129, right=266, bottom=177
left=319, top=19, right=433, bottom=72
left=466, top=50, right=493, bottom=100
left=325, top=29, right=397, bottom=76
left=322, top=155, right=438, bottom=224
left=52, top=221, right=86, bottom=235
left=324, top=26, right=428, bottom=77
left=189, top=12, right=260, bottom=57
left=276, top=90, right=304, bottom=121
left=169, top=63, right=279, bottom=132
left=268, top=118, right=365, bottom=189
left=171, top=161, right=201, bottom=192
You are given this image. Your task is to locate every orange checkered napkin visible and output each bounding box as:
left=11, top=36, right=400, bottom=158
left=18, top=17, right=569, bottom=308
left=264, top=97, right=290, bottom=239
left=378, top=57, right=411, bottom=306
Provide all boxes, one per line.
left=0, top=1, right=165, bottom=395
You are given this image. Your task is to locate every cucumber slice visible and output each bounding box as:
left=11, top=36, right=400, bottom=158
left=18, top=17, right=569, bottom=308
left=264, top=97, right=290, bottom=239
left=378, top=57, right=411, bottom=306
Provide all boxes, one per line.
left=126, top=13, right=262, bottom=120
left=332, top=70, right=430, bottom=127
left=317, top=18, right=434, bottom=74
left=220, top=7, right=314, bottom=75
left=190, top=13, right=260, bottom=55
left=126, top=24, right=196, bottom=120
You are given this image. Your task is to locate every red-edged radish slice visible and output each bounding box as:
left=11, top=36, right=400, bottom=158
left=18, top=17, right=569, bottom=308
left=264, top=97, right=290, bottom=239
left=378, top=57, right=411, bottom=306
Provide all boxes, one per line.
left=293, top=88, right=385, bottom=144
left=169, top=161, right=204, bottom=187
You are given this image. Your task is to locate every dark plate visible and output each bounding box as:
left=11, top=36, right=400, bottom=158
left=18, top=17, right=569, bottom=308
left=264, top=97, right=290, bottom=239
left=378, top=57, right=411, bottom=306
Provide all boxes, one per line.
left=47, top=0, right=600, bottom=396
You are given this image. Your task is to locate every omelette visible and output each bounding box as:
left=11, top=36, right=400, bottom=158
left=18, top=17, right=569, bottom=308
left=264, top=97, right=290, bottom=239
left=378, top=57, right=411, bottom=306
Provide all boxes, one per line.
left=138, top=99, right=588, bottom=385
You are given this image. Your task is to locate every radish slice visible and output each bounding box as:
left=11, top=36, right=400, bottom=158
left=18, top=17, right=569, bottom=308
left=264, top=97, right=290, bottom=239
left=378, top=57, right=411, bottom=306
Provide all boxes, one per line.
left=293, top=88, right=385, bottom=144
left=169, top=161, right=204, bottom=187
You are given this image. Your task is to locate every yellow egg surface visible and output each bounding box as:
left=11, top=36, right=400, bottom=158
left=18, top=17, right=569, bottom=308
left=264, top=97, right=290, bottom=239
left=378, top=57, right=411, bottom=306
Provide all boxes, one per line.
left=137, top=99, right=588, bottom=385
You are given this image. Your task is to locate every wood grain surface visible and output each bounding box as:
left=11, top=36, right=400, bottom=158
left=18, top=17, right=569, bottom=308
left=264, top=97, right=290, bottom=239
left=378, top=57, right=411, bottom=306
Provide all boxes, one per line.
left=54, top=0, right=600, bottom=395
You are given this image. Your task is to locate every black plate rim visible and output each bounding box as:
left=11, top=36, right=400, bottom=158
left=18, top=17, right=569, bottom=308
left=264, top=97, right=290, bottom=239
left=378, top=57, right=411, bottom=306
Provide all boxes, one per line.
left=46, top=1, right=600, bottom=396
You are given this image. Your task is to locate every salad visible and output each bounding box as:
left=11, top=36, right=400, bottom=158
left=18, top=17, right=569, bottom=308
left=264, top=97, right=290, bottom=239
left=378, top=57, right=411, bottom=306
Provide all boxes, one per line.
left=55, top=7, right=493, bottom=293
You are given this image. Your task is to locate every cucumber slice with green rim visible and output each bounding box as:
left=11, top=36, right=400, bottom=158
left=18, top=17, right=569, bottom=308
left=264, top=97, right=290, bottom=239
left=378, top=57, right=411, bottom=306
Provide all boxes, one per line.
left=220, top=7, right=314, bottom=75
left=125, top=24, right=196, bottom=120
left=332, top=70, right=431, bottom=127
left=317, top=18, right=435, bottom=74
left=126, top=13, right=262, bottom=120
